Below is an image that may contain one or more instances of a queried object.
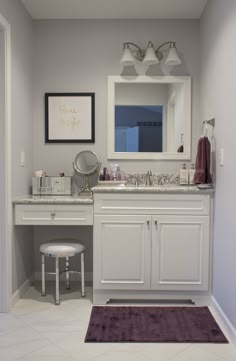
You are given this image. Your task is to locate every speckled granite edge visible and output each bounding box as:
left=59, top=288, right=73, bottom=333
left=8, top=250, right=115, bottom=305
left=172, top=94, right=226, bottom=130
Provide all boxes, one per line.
left=13, top=195, right=94, bottom=204
left=92, top=184, right=215, bottom=194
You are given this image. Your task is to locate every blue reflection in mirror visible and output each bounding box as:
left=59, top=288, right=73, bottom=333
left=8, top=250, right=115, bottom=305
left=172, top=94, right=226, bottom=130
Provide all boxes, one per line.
left=115, top=105, right=163, bottom=152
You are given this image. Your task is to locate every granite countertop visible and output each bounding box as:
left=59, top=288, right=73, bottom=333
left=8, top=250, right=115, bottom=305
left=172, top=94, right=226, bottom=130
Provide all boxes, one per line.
left=13, top=194, right=94, bottom=204
left=92, top=183, right=215, bottom=194
left=13, top=184, right=215, bottom=204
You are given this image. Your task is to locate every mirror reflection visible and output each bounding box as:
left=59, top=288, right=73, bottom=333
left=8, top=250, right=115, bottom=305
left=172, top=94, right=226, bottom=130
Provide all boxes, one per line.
left=115, top=82, right=185, bottom=153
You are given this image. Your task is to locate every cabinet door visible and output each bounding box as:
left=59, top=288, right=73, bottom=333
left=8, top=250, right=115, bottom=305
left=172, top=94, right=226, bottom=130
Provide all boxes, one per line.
left=151, top=215, right=210, bottom=291
left=94, top=215, right=151, bottom=290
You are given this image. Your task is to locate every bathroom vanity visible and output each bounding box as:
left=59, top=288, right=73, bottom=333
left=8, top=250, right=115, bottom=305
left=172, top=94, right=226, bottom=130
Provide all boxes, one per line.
left=92, top=184, right=214, bottom=304
left=12, top=76, right=213, bottom=305
left=13, top=184, right=214, bottom=305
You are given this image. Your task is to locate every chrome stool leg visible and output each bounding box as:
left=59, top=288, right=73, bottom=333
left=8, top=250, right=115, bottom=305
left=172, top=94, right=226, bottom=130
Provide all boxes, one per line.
left=55, top=257, right=60, bottom=305
left=66, top=257, right=70, bottom=290
left=41, top=254, right=46, bottom=296
left=81, top=252, right=85, bottom=297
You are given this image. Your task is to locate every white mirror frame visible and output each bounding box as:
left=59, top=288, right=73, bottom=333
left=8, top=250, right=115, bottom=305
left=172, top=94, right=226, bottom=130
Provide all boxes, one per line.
left=108, top=76, right=191, bottom=160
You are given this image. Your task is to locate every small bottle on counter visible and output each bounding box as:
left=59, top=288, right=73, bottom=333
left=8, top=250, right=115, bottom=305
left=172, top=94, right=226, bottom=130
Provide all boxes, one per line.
left=102, top=167, right=107, bottom=181
left=179, top=163, right=188, bottom=185
left=99, top=171, right=104, bottom=181
left=105, top=170, right=111, bottom=181
left=116, top=166, right=121, bottom=181
left=189, top=163, right=195, bottom=185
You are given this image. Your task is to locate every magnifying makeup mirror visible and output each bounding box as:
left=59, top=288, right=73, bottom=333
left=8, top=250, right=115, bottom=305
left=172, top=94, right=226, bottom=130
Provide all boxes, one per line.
left=73, top=150, right=100, bottom=196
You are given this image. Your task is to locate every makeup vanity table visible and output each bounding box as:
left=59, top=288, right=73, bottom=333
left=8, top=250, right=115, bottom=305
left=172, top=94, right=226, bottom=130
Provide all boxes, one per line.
left=13, top=185, right=214, bottom=305
left=14, top=195, right=94, bottom=226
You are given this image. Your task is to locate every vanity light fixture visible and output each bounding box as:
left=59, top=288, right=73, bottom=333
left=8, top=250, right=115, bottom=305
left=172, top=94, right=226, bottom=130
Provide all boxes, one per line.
left=120, top=41, right=182, bottom=66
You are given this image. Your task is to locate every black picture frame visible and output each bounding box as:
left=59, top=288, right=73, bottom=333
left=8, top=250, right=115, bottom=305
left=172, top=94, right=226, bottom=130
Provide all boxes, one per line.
left=45, top=92, right=95, bottom=143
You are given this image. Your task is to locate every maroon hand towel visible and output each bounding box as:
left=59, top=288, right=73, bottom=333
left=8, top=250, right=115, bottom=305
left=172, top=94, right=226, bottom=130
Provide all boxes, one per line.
left=194, top=136, right=212, bottom=184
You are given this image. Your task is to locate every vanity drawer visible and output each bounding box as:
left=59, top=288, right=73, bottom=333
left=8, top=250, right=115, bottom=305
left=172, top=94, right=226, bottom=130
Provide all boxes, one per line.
left=14, top=204, right=93, bottom=225
left=94, top=193, right=210, bottom=216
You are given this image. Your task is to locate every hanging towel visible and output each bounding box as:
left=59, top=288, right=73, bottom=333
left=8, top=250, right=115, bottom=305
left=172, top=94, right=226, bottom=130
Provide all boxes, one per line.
left=194, top=136, right=212, bottom=184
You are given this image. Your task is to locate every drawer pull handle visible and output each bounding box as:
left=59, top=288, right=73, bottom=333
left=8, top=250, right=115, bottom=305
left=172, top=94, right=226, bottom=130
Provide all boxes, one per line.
left=51, top=212, right=56, bottom=218
left=147, top=220, right=150, bottom=229
left=155, top=220, right=158, bottom=228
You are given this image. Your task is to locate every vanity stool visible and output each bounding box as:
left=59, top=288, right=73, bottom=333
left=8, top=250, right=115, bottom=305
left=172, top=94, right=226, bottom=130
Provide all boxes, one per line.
left=40, top=239, right=85, bottom=305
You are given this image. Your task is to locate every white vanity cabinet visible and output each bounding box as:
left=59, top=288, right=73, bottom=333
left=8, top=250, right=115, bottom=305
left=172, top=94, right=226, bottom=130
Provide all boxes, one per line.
left=94, top=214, right=151, bottom=290
left=93, top=191, right=212, bottom=304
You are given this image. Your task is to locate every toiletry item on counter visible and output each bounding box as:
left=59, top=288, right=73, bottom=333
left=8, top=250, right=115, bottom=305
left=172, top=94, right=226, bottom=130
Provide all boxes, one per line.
left=189, top=163, right=195, bottom=185
left=110, top=163, right=119, bottom=180
left=179, top=163, right=188, bottom=185
left=98, top=163, right=126, bottom=182
left=34, top=170, right=46, bottom=177
left=32, top=176, right=72, bottom=195
left=100, top=167, right=112, bottom=181
left=103, top=167, right=107, bottom=180
left=116, top=165, right=121, bottom=180
left=105, top=170, right=111, bottom=181
left=99, top=171, right=104, bottom=181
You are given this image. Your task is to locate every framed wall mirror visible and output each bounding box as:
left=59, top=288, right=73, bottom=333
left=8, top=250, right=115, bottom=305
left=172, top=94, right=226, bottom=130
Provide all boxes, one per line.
left=108, top=76, right=191, bottom=160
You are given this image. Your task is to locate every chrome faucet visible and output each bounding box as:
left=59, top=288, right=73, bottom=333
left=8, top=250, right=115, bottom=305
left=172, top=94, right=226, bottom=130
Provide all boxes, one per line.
left=145, top=171, right=153, bottom=186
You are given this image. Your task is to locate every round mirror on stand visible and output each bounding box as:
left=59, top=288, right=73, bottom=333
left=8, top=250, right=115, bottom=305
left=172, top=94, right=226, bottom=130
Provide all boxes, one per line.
left=73, top=150, right=100, bottom=196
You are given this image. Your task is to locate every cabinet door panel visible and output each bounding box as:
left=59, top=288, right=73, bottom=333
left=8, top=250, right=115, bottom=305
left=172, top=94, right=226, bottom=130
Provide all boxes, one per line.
left=94, top=215, right=151, bottom=290
left=151, top=216, right=209, bottom=291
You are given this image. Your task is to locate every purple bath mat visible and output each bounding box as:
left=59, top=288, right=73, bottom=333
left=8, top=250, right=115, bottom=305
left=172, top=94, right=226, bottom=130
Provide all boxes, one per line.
left=85, top=306, right=228, bottom=343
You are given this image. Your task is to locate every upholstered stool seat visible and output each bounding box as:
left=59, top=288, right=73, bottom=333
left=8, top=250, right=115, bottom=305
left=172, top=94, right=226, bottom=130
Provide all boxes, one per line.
left=40, top=243, right=85, bottom=258
left=40, top=239, right=85, bottom=305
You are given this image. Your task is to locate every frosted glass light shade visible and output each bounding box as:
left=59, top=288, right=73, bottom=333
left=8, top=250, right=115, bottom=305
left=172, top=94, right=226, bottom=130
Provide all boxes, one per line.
left=120, top=46, right=136, bottom=65
left=165, top=45, right=182, bottom=66
left=143, top=42, right=159, bottom=65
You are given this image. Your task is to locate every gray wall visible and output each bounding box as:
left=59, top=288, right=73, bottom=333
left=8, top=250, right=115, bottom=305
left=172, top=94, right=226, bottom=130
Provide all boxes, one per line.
left=0, top=0, right=34, bottom=294
left=33, top=19, right=200, bottom=175
left=33, top=19, right=200, bottom=276
left=200, top=0, right=236, bottom=329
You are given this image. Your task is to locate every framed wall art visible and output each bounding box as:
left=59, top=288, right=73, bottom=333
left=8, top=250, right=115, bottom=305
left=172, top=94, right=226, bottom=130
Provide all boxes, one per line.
left=45, top=92, right=95, bottom=143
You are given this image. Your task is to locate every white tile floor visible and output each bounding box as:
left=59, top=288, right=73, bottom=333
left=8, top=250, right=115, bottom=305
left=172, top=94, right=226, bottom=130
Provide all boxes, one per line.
left=0, top=282, right=235, bottom=361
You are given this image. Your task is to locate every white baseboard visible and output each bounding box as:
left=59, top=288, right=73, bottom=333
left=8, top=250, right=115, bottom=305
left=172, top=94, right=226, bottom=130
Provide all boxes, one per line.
left=10, top=272, right=92, bottom=309
left=211, top=296, right=236, bottom=345
left=34, top=271, right=93, bottom=283
left=11, top=277, right=33, bottom=309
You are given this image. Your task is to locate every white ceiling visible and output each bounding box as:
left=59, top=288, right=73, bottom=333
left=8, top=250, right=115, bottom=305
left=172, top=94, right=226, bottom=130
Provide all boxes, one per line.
left=21, top=0, right=208, bottom=20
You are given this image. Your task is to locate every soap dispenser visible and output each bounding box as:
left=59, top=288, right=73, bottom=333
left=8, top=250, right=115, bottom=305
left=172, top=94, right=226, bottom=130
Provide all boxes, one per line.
left=189, top=163, right=195, bottom=185
left=180, top=164, right=188, bottom=185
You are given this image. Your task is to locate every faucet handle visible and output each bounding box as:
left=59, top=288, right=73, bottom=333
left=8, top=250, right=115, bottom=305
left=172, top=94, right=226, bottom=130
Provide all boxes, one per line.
left=145, top=171, right=150, bottom=186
